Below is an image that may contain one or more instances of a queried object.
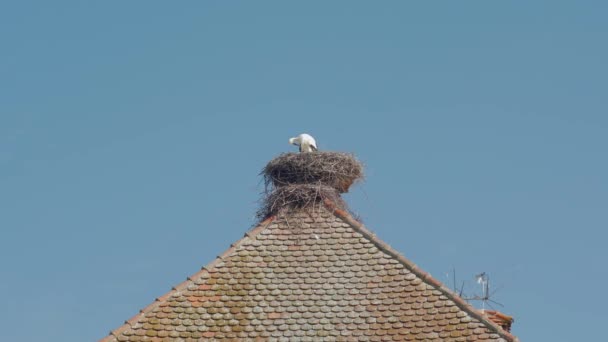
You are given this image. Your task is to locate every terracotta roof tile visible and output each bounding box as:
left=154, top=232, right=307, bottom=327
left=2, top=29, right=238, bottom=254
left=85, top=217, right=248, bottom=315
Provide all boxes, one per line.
left=101, top=205, right=517, bottom=341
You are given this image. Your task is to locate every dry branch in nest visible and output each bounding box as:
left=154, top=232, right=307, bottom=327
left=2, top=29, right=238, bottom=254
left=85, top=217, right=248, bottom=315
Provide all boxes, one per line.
left=262, top=152, right=363, bottom=193
left=256, top=184, right=346, bottom=220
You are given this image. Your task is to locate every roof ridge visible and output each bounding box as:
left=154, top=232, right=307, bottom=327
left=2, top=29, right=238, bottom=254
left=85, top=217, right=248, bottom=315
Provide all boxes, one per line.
left=322, top=199, right=519, bottom=342
left=99, top=216, right=276, bottom=342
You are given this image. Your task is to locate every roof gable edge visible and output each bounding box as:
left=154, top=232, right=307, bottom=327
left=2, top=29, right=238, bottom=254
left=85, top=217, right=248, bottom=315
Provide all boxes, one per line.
left=99, top=216, right=277, bottom=342
left=323, top=199, right=518, bottom=342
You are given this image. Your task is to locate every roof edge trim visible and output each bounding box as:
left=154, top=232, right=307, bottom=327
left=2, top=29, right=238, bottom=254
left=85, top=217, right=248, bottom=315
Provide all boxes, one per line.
left=323, top=199, right=519, bottom=342
left=99, top=216, right=276, bottom=342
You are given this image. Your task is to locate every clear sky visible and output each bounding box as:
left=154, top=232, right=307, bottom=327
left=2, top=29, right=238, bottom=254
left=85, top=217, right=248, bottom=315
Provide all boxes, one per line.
left=1, top=1, right=606, bottom=341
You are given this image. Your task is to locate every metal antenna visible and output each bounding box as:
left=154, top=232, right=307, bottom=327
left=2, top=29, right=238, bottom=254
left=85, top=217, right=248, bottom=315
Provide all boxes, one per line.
left=446, top=267, right=469, bottom=299
left=453, top=267, right=457, bottom=294
left=477, top=272, right=489, bottom=311
left=464, top=272, right=504, bottom=310
left=459, top=280, right=465, bottom=297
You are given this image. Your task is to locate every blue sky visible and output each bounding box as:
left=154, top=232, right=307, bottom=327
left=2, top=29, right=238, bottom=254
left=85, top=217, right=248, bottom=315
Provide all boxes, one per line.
left=1, top=1, right=606, bottom=341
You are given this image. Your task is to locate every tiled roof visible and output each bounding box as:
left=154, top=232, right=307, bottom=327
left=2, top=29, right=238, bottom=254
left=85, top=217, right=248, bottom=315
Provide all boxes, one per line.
left=102, top=201, right=518, bottom=341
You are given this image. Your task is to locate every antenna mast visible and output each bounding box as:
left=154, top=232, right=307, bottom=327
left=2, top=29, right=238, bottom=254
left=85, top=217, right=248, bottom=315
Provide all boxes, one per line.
left=477, top=272, right=489, bottom=310
left=465, top=271, right=504, bottom=311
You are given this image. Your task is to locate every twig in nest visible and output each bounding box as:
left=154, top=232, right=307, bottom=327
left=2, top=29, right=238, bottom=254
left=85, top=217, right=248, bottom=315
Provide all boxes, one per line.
left=262, top=152, right=363, bottom=193
left=257, top=184, right=347, bottom=221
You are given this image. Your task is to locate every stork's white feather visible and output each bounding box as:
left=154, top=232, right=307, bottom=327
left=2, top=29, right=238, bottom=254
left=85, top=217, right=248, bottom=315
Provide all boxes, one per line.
left=289, top=133, right=318, bottom=152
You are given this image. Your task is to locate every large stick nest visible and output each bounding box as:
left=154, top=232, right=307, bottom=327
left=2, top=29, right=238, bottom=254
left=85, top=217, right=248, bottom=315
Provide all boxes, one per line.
left=262, top=152, right=363, bottom=193
left=257, top=152, right=363, bottom=221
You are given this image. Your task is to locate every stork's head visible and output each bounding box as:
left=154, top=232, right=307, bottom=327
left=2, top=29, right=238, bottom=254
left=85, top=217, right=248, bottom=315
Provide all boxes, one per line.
left=289, top=137, right=299, bottom=146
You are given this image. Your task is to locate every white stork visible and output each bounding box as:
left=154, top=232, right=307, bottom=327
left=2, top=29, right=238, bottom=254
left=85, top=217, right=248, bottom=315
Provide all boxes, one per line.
left=289, top=133, right=318, bottom=152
